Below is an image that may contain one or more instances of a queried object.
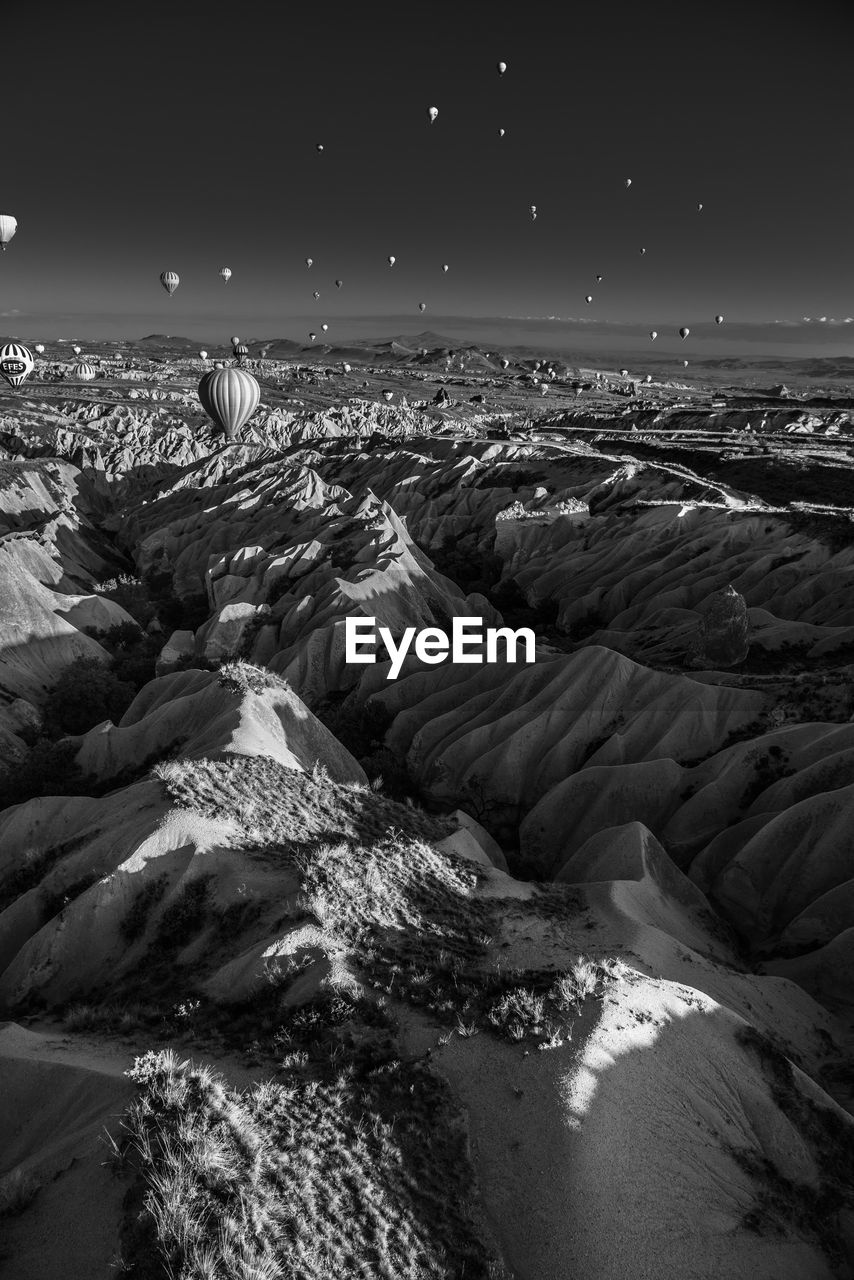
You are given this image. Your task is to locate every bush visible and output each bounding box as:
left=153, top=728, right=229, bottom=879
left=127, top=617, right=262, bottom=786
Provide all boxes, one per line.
left=0, top=738, right=89, bottom=809
left=43, top=657, right=137, bottom=736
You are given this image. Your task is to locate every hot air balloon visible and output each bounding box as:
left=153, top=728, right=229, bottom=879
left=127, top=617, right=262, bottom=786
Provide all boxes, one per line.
left=595, top=274, right=603, bottom=282
left=499, top=128, right=506, bottom=138
left=199, top=350, right=208, bottom=361
left=625, top=178, right=632, bottom=188
left=649, top=331, right=658, bottom=341
left=697, top=202, right=703, bottom=212
left=234, top=343, right=249, bottom=362
left=679, top=327, right=690, bottom=339
left=321, top=323, right=328, bottom=332
left=160, top=271, right=179, bottom=296
left=220, top=268, right=232, bottom=282
left=34, top=344, right=44, bottom=354
left=645, top=374, right=652, bottom=383
left=640, top=248, right=646, bottom=256
left=74, top=362, right=96, bottom=382
left=309, top=332, right=316, bottom=342
left=428, top=106, right=438, bottom=124
left=316, top=143, right=324, bottom=152
left=388, top=256, right=396, bottom=266
left=0, top=342, right=34, bottom=388
left=383, top=389, right=393, bottom=402
left=619, top=368, right=629, bottom=377
left=497, top=61, right=507, bottom=74
left=313, top=290, right=320, bottom=300
left=335, top=279, right=342, bottom=288
left=500, top=358, right=509, bottom=370
left=198, top=366, right=260, bottom=442
left=0, top=214, right=17, bottom=251
left=342, top=362, right=351, bottom=373
left=585, top=295, right=593, bottom=304
left=682, top=359, right=689, bottom=367
left=305, top=258, right=313, bottom=268
left=230, top=336, right=240, bottom=346
left=419, top=303, right=426, bottom=312
left=715, top=315, right=723, bottom=325
left=529, top=205, right=537, bottom=220
left=442, top=264, right=449, bottom=272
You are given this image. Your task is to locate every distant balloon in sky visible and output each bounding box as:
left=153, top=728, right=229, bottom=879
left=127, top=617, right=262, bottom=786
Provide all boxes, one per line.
left=500, top=358, right=509, bottom=369
left=645, top=374, right=652, bottom=383
left=442, top=263, right=449, bottom=272
left=321, top=323, right=328, bottom=331
left=219, top=267, right=232, bottom=282
left=625, top=178, right=632, bottom=188
left=595, top=274, right=603, bottom=282
left=497, top=61, right=507, bottom=75
left=682, top=359, right=689, bottom=367
left=305, top=258, right=313, bottom=268
left=313, top=290, right=320, bottom=300
left=679, top=327, right=690, bottom=339
left=234, top=342, right=248, bottom=355
left=649, top=331, right=657, bottom=340
left=73, top=345, right=82, bottom=356
left=0, top=214, right=17, bottom=251
left=419, top=302, right=426, bottom=312
left=160, top=271, right=179, bottom=296
left=74, top=362, right=96, bottom=382
left=309, top=332, right=316, bottom=341
left=388, top=255, right=396, bottom=266
left=640, top=247, right=646, bottom=255
left=230, top=335, right=240, bottom=346
left=0, top=342, right=34, bottom=388
left=316, top=143, right=324, bottom=152
left=499, top=128, right=505, bottom=137
left=335, top=279, right=343, bottom=288
left=529, top=204, right=537, bottom=220
left=697, top=202, right=703, bottom=212
left=34, top=343, right=44, bottom=354
left=585, top=295, right=593, bottom=304
left=199, top=350, right=208, bottom=360
left=715, top=314, right=724, bottom=324
left=198, top=366, right=260, bottom=442
left=428, top=106, right=438, bottom=124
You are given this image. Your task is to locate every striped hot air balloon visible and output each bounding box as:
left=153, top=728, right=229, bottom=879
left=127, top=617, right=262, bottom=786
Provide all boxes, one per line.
left=234, top=342, right=249, bottom=364
left=219, top=268, right=232, bottom=282
left=74, top=362, right=96, bottom=381
left=0, top=214, right=17, bottom=251
left=197, top=366, right=260, bottom=442
left=160, top=271, right=179, bottom=296
left=0, top=342, right=34, bottom=388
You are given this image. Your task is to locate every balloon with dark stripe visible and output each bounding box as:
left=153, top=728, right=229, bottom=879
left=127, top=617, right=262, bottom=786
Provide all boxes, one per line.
left=198, top=366, right=260, bottom=441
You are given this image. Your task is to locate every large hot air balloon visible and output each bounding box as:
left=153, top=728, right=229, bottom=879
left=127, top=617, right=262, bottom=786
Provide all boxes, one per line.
left=0, top=214, right=17, bottom=251
left=219, top=268, right=232, bottom=282
left=34, top=343, right=44, bottom=354
left=0, top=342, right=34, bottom=388
left=198, top=366, right=260, bottom=442
left=305, top=258, right=313, bottom=268
left=497, top=61, right=507, bottom=75
left=160, top=271, right=179, bottom=296
left=679, top=327, right=690, bottom=339
left=388, top=255, right=396, bottom=266
left=74, top=362, right=96, bottom=382
left=428, top=106, right=438, bottom=124
left=649, top=331, right=658, bottom=341
left=313, top=290, right=320, bottom=300
left=715, top=314, right=724, bottom=325
left=335, top=279, right=342, bottom=288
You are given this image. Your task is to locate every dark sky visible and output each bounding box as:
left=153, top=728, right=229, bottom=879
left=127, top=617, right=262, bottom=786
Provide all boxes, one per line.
left=2, top=0, right=853, bottom=346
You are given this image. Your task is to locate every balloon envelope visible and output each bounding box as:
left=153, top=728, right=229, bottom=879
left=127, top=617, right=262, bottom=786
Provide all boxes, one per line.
left=219, top=268, right=232, bottom=282
left=649, top=331, right=657, bottom=340
left=715, top=315, right=723, bottom=324
left=199, top=350, right=208, bottom=360
left=428, top=106, right=438, bottom=123
left=0, top=342, right=34, bottom=388
left=419, top=303, right=426, bottom=312
left=0, top=214, right=17, bottom=250
left=679, top=327, right=690, bottom=339
left=160, top=271, right=179, bottom=295
left=388, top=256, right=396, bottom=266
left=34, top=344, right=44, bottom=354
left=74, top=362, right=95, bottom=382
left=497, top=61, right=507, bottom=74
left=198, top=367, right=260, bottom=441
left=335, top=279, right=342, bottom=288
left=305, top=258, right=313, bottom=268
